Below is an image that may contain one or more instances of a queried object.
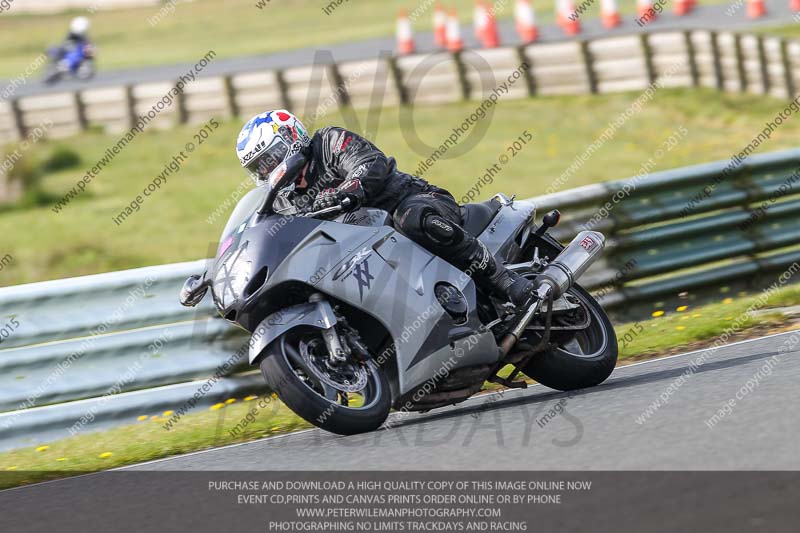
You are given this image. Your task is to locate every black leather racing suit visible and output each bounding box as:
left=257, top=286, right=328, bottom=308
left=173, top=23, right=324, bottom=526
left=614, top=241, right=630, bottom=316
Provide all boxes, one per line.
left=292, top=127, right=519, bottom=297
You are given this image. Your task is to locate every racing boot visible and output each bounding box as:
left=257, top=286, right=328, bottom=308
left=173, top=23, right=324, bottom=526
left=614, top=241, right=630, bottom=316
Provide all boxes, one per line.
left=487, top=267, right=536, bottom=309
left=467, top=241, right=536, bottom=308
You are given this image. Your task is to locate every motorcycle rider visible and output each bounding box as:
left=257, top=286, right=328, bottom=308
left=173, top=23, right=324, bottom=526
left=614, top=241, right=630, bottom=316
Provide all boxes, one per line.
left=61, top=17, right=91, bottom=54
left=235, top=110, right=535, bottom=308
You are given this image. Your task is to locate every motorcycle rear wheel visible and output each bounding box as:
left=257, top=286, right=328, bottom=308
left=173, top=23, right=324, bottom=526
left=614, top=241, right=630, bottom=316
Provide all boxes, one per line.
left=518, top=284, right=617, bottom=391
left=260, top=328, right=391, bottom=435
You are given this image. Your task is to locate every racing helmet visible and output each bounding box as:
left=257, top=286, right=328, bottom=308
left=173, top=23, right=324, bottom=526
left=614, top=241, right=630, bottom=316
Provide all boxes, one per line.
left=70, top=16, right=91, bottom=36
left=236, top=110, right=309, bottom=184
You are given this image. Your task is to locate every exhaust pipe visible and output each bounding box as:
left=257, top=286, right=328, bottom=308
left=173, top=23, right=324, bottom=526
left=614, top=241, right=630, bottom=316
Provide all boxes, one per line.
left=499, top=231, right=605, bottom=354
left=533, top=230, right=605, bottom=300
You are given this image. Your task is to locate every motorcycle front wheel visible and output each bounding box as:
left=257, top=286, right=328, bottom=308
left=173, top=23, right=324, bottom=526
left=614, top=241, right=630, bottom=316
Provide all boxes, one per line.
left=259, top=328, right=391, bottom=435
left=518, top=284, right=617, bottom=391
left=75, top=59, right=95, bottom=80
left=43, top=62, right=62, bottom=84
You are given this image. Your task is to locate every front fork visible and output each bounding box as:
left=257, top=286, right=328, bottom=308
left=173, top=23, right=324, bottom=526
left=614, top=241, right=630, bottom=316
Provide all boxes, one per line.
left=309, top=293, right=348, bottom=365
left=308, top=293, right=372, bottom=366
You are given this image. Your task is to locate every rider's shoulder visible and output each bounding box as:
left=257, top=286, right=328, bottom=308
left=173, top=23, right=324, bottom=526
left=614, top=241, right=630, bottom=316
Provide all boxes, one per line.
left=315, top=125, right=358, bottom=138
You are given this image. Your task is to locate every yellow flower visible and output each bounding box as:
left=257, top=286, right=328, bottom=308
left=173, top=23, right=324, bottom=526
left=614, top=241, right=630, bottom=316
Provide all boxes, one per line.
left=98, top=452, right=113, bottom=459
left=137, top=415, right=148, bottom=421
left=150, top=416, right=160, bottom=421
left=210, top=403, right=225, bottom=411
left=244, top=395, right=258, bottom=401
left=651, top=310, right=665, bottom=318
left=56, top=458, right=68, bottom=462
left=162, top=410, right=174, bottom=417
left=35, top=445, right=49, bottom=452
left=692, top=313, right=701, bottom=318
left=225, top=398, right=236, bottom=404
left=722, top=298, right=733, bottom=304
left=676, top=306, right=688, bottom=312
left=676, top=326, right=686, bottom=331
left=270, top=426, right=282, bottom=431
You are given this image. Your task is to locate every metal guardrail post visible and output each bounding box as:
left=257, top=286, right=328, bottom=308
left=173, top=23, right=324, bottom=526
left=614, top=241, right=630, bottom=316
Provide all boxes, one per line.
left=733, top=34, right=747, bottom=93
left=9, top=98, right=26, bottom=139
left=579, top=40, right=598, bottom=95
left=124, top=84, right=137, bottom=129
left=387, top=55, right=408, bottom=106
left=710, top=32, right=725, bottom=91
left=640, top=34, right=656, bottom=86
left=223, top=74, right=240, bottom=118
left=451, top=51, right=471, bottom=101
left=780, top=40, right=796, bottom=100
left=175, top=79, right=189, bottom=124
left=684, top=31, right=700, bottom=88
left=756, top=36, right=770, bottom=96
left=329, top=62, right=351, bottom=109
left=275, top=69, right=292, bottom=111
left=516, top=46, right=536, bottom=97
left=74, top=90, right=88, bottom=131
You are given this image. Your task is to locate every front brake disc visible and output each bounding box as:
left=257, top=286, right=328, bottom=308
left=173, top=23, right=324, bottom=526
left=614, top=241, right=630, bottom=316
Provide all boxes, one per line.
left=299, top=338, right=368, bottom=393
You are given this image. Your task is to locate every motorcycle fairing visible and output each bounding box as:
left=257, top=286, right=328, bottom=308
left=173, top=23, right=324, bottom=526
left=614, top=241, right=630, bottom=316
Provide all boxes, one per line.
left=225, top=198, right=537, bottom=397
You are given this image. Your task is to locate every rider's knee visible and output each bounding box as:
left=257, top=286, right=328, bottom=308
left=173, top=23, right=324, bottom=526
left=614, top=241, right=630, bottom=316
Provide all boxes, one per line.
left=422, top=213, right=462, bottom=246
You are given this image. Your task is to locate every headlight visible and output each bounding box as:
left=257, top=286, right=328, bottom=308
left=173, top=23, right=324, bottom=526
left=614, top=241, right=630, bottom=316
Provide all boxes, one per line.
left=213, top=251, right=252, bottom=309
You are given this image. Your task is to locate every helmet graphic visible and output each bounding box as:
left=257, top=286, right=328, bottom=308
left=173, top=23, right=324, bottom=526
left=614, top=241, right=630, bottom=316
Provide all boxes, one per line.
left=70, top=16, right=91, bottom=36
left=236, top=110, right=308, bottom=184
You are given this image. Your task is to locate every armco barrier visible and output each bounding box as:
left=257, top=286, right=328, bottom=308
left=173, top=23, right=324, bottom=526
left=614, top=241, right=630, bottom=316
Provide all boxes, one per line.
left=1, top=29, right=799, bottom=146
left=1, top=148, right=800, bottom=450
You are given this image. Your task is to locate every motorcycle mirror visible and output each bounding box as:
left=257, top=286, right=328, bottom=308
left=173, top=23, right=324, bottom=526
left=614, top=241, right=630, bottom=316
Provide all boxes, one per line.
left=180, top=274, right=210, bottom=307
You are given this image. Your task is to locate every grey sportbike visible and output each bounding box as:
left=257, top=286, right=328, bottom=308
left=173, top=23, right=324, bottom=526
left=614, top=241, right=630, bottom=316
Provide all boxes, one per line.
left=181, top=155, right=617, bottom=435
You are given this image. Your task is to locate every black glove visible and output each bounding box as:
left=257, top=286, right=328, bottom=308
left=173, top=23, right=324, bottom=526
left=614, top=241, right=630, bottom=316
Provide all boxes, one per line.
left=312, top=179, right=364, bottom=212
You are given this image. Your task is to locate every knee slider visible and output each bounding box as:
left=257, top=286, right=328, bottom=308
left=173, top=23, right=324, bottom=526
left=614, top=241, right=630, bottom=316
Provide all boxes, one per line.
left=423, top=213, right=463, bottom=245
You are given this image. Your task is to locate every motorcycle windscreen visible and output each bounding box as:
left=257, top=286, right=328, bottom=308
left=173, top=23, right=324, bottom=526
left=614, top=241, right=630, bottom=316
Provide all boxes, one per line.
left=217, top=185, right=269, bottom=255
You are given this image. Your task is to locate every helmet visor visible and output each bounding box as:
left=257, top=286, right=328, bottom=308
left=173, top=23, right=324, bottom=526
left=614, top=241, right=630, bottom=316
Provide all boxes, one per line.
left=244, top=138, right=289, bottom=183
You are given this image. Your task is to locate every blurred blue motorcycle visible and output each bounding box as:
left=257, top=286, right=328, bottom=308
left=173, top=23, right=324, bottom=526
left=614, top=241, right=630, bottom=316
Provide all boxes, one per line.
left=43, top=41, right=96, bottom=84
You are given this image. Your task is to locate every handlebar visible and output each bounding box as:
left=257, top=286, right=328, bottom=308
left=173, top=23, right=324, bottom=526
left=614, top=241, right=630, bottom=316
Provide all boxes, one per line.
left=300, top=197, right=353, bottom=219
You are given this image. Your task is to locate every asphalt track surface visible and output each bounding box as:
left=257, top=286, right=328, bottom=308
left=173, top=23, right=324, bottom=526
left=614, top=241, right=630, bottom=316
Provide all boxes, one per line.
left=7, top=0, right=799, bottom=98
left=123, top=330, right=800, bottom=471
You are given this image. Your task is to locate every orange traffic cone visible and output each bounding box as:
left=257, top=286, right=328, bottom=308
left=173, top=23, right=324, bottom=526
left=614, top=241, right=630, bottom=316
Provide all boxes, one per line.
left=601, top=0, right=621, bottom=28
left=396, top=10, right=415, bottom=55
left=433, top=3, right=447, bottom=48
left=474, top=0, right=500, bottom=47
left=514, top=0, right=539, bottom=43
left=446, top=9, right=464, bottom=52
left=746, top=0, right=766, bottom=17
left=792, top=0, right=800, bottom=11
left=637, top=0, right=655, bottom=19
left=474, top=1, right=486, bottom=38
left=674, top=0, right=691, bottom=14
left=557, top=0, right=581, bottom=35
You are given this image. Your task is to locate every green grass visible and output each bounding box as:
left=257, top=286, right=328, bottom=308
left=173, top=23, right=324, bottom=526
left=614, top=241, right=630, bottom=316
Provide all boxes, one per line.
left=1, top=282, right=797, bottom=489
left=2, top=88, right=800, bottom=286
left=617, top=284, right=800, bottom=359
left=762, top=24, right=800, bottom=39
left=0, top=0, right=724, bottom=80
left=0, top=393, right=310, bottom=489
